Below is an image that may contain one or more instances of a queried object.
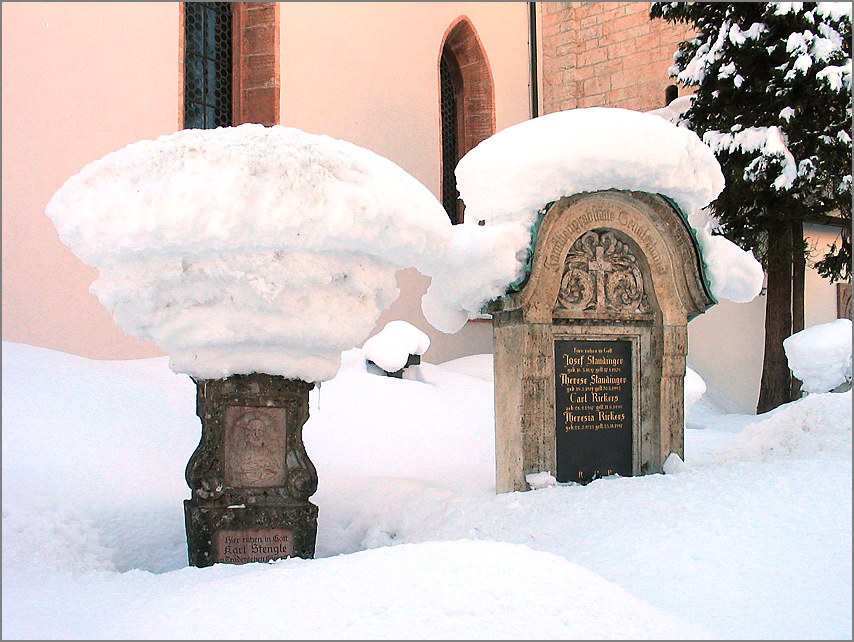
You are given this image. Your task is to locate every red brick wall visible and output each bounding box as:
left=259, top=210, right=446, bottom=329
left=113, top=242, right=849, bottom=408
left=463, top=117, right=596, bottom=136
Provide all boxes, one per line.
left=232, top=2, right=280, bottom=126
left=540, top=2, right=694, bottom=114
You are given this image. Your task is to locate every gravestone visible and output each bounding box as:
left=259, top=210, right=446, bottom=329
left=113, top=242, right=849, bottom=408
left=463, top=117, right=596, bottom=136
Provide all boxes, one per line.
left=489, top=190, right=715, bottom=492
left=837, top=282, right=851, bottom=319
left=367, top=353, right=422, bottom=378
left=184, top=374, right=318, bottom=567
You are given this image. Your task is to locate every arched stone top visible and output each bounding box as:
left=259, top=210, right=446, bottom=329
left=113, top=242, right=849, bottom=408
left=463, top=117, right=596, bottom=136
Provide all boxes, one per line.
left=439, top=16, right=496, bottom=157
left=503, top=190, right=714, bottom=325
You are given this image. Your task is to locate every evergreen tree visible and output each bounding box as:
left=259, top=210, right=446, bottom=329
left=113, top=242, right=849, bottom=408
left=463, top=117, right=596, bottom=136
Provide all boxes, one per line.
left=651, top=2, right=852, bottom=413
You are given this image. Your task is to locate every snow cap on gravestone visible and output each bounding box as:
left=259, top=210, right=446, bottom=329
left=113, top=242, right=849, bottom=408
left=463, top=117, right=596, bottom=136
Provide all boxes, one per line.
left=420, top=107, right=750, bottom=335
left=454, top=107, right=725, bottom=230
left=45, top=124, right=454, bottom=382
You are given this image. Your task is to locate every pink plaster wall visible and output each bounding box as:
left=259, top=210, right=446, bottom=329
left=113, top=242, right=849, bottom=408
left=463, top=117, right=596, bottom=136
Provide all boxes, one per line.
left=278, top=1, right=531, bottom=198
left=2, top=1, right=530, bottom=364
left=2, top=2, right=179, bottom=359
left=277, top=2, right=531, bottom=365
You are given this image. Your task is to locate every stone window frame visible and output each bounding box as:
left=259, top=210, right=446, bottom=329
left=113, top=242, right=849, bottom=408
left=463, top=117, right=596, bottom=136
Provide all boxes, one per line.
left=180, top=2, right=280, bottom=129
left=438, top=16, right=496, bottom=224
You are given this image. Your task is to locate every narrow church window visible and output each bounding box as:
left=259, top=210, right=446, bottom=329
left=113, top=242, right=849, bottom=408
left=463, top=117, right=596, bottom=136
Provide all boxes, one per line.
left=439, top=17, right=496, bottom=225
left=440, top=51, right=462, bottom=223
left=184, top=2, right=233, bottom=129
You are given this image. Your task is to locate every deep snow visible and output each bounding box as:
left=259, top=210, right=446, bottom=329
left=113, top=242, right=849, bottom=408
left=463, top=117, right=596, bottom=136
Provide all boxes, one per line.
left=2, top=340, right=850, bottom=639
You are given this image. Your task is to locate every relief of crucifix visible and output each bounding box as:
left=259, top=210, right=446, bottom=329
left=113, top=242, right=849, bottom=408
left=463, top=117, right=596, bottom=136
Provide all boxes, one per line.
left=555, top=229, right=648, bottom=314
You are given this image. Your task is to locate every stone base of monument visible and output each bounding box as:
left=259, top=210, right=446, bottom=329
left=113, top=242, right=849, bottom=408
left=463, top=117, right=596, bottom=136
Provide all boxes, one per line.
left=184, top=502, right=317, bottom=566
left=183, top=373, right=319, bottom=567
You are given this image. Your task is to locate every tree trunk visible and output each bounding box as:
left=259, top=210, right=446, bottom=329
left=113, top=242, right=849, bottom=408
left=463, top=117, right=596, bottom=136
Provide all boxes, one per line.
left=757, top=225, right=793, bottom=414
left=790, top=221, right=805, bottom=400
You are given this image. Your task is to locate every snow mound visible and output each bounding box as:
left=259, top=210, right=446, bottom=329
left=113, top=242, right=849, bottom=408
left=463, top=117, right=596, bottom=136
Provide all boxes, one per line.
left=663, top=452, right=690, bottom=474
left=46, top=124, right=451, bottom=266
left=719, top=390, right=852, bottom=462
left=784, top=319, right=852, bottom=393
left=525, top=471, right=558, bottom=489
left=3, top=341, right=852, bottom=639
left=455, top=107, right=725, bottom=228
left=693, top=225, right=765, bottom=302
left=439, top=353, right=494, bottom=382
left=255, top=539, right=712, bottom=640
left=685, top=366, right=707, bottom=412
left=362, top=320, right=430, bottom=373
left=2, top=502, right=118, bottom=574
left=45, top=124, right=453, bottom=381
left=422, top=221, right=532, bottom=332
left=424, top=108, right=762, bottom=331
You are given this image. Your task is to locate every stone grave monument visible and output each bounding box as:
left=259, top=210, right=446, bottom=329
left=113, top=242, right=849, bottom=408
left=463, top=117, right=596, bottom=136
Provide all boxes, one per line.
left=184, top=374, right=318, bottom=567
left=488, top=190, right=715, bottom=492
left=44, top=123, right=484, bottom=570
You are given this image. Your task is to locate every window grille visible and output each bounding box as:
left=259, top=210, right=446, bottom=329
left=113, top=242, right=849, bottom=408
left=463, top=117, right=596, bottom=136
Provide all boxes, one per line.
left=440, top=52, right=461, bottom=223
left=184, top=2, right=232, bottom=129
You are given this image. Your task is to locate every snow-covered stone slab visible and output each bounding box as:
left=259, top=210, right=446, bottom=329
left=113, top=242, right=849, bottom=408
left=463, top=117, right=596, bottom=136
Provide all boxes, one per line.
left=491, top=190, right=716, bottom=492
left=784, top=318, right=852, bottom=393
left=362, top=320, right=430, bottom=375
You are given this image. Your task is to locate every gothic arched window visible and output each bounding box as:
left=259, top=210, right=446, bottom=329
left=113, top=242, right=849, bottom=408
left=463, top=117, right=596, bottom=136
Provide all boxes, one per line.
left=439, top=18, right=495, bottom=224
left=440, top=50, right=463, bottom=223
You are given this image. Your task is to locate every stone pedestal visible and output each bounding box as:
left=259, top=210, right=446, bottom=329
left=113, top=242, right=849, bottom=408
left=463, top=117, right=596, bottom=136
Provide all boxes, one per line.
left=184, top=374, right=318, bottom=567
left=490, top=190, right=715, bottom=492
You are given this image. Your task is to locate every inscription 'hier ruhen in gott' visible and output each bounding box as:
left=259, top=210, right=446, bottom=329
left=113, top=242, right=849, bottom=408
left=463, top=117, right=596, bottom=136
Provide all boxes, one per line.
left=554, top=340, right=632, bottom=483
left=217, top=529, right=294, bottom=564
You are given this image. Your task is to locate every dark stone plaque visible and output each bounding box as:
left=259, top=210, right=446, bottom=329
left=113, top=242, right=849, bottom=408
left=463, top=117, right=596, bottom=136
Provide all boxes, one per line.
left=554, top=339, right=632, bottom=483
left=217, top=528, right=294, bottom=564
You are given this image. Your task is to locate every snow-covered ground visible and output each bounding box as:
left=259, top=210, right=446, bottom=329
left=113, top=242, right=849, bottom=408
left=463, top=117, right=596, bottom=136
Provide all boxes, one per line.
left=3, top=340, right=850, bottom=639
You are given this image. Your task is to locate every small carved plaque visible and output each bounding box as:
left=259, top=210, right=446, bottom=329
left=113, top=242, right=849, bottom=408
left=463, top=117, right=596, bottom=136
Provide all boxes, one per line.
left=224, top=407, right=287, bottom=488
left=554, top=340, right=632, bottom=483
left=217, top=529, right=294, bottom=564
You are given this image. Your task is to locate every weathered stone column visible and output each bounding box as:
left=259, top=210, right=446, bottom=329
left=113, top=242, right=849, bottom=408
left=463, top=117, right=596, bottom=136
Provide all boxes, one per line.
left=492, top=320, right=556, bottom=492
left=184, top=373, right=318, bottom=567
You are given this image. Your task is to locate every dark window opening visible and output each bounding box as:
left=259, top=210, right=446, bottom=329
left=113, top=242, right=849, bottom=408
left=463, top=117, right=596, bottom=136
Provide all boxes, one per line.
left=440, top=51, right=462, bottom=224
left=665, top=84, right=678, bottom=106
left=184, top=2, right=232, bottom=129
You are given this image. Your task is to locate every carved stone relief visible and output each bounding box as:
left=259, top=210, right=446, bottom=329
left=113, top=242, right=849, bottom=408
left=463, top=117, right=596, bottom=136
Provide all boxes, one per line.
left=224, top=407, right=287, bottom=488
left=556, top=229, right=649, bottom=314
